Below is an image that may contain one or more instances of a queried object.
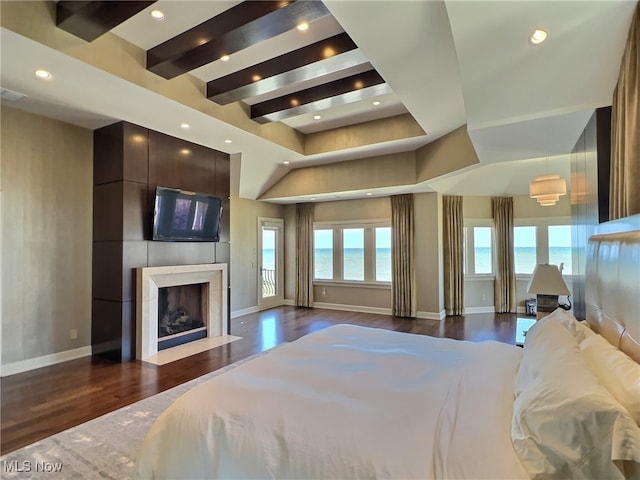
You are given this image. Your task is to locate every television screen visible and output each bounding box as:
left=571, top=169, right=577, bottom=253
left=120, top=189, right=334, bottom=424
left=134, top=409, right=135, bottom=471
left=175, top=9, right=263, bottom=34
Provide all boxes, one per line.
left=152, top=186, right=223, bottom=242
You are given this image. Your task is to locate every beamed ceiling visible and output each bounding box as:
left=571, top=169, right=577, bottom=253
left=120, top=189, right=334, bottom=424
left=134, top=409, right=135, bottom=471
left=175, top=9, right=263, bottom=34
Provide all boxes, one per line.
left=1, top=0, right=637, bottom=202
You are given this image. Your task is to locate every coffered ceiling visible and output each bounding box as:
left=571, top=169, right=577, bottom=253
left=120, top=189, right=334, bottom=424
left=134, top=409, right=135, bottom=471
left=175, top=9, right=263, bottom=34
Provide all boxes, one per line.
left=0, top=0, right=636, bottom=202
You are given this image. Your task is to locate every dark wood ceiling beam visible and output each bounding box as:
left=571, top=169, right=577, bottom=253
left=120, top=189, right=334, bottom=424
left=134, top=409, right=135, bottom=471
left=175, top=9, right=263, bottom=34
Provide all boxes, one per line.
left=207, top=32, right=359, bottom=105
left=56, top=1, right=156, bottom=42
left=147, top=1, right=331, bottom=80
left=251, top=70, right=388, bottom=124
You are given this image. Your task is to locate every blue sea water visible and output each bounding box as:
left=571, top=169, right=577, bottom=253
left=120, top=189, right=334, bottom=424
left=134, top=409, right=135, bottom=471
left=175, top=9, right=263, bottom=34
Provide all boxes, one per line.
left=266, top=246, right=573, bottom=280
left=475, top=247, right=572, bottom=274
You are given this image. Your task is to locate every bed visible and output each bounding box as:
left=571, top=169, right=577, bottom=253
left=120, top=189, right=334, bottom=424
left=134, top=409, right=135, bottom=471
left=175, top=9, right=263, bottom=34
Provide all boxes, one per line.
left=136, top=218, right=640, bottom=480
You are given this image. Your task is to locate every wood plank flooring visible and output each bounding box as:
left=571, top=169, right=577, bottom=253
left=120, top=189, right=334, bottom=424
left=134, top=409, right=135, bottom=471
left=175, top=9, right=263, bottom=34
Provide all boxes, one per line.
left=0, top=306, right=521, bottom=455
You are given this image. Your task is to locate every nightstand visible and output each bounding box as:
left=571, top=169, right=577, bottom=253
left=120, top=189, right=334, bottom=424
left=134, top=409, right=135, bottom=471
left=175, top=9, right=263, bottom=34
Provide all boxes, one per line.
left=515, top=317, right=536, bottom=347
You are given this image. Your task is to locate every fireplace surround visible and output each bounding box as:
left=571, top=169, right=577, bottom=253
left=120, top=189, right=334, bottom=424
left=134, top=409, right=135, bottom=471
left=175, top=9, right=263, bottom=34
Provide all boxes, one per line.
left=137, top=263, right=228, bottom=362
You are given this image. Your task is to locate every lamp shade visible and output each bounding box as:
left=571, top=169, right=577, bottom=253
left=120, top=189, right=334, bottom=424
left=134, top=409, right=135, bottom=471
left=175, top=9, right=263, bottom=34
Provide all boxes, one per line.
left=529, top=174, right=567, bottom=206
left=526, top=264, right=570, bottom=295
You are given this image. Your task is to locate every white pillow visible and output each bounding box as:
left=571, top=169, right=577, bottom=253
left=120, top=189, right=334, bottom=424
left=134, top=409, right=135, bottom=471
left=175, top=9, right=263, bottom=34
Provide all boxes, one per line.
left=540, top=308, right=593, bottom=343
left=581, top=333, right=640, bottom=425
left=512, top=318, right=640, bottom=479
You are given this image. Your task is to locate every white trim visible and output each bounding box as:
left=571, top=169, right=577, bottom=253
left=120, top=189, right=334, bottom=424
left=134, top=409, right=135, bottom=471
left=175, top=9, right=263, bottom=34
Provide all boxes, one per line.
left=313, top=301, right=392, bottom=316
left=1, top=346, right=92, bottom=377
left=283, top=298, right=295, bottom=306
left=464, top=275, right=495, bottom=282
left=231, top=305, right=259, bottom=319
left=313, top=280, right=391, bottom=290
left=465, top=306, right=496, bottom=314
left=416, top=310, right=446, bottom=321
left=313, top=218, right=390, bottom=227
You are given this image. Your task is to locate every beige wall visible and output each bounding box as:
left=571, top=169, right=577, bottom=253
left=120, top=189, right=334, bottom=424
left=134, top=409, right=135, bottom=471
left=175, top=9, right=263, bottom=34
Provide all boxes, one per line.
left=1, top=106, right=93, bottom=366
left=229, top=155, right=286, bottom=314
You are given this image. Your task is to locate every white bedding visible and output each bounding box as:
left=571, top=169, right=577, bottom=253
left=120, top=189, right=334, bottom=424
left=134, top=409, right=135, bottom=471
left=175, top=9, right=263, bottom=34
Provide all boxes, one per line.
left=136, top=324, right=528, bottom=479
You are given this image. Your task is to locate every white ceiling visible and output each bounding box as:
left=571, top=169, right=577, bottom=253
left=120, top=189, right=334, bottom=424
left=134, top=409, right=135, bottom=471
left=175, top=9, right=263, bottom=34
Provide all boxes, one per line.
left=1, top=1, right=636, bottom=201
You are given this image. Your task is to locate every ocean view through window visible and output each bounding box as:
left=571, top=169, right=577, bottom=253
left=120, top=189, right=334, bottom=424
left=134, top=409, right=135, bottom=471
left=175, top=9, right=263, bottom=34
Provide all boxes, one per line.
left=313, top=222, right=391, bottom=283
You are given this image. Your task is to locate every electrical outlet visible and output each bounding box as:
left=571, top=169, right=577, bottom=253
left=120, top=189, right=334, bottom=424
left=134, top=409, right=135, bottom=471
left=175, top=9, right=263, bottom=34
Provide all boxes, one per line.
left=70, top=329, right=78, bottom=339
left=322, top=288, right=327, bottom=296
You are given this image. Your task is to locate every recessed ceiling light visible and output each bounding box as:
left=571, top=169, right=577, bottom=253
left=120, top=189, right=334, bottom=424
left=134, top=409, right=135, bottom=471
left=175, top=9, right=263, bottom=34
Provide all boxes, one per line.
left=283, top=161, right=290, bottom=165
left=372, top=100, right=381, bottom=106
left=150, top=9, right=165, bottom=21
left=180, top=148, right=191, bottom=155
left=180, top=123, right=190, bottom=129
left=354, top=80, right=364, bottom=89
left=220, top=55, right=230, bottom=62
left=252, top=74, right=262, bottom=82
left=530, top=28, right=548, bottom=45
left=296, top=22, right=309, bottom=31
left=224, top=139, right=232, bottom=144
left=290, top=98, right=300, bottom=107
left=34, top=69, right=52, bottom=79
left=311, top=197, right=316, bottom=201
left=313, top=114, right=322, bottom=120
left=366, top=192, right=373, bottom=196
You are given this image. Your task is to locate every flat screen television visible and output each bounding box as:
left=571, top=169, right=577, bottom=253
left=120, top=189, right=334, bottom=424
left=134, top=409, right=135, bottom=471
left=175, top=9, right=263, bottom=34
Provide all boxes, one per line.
left=152, top=186, right=223, bottom=242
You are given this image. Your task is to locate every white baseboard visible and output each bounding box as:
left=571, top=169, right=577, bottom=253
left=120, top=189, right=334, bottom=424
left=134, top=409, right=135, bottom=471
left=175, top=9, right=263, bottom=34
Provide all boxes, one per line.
left=313, top=302, right=392, bottom=316
left=464, top=306, right=496, bottom=314
left=283, top=299, right=295, bottom=306
left=417, top=310, right=446, bottom=321
left=230, top=305, right=259, bottom=319
left=1, top=346, right=92, bottom=377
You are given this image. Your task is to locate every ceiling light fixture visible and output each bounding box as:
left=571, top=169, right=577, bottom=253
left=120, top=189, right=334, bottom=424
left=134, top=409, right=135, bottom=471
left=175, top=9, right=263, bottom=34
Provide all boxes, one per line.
left=366, top=192, right=372, bottom=196
left=180, top=123, right=190, bottom=129
left=252, top=74, right=262, bottom=82
left=150, top=9, right=165, bottom=21
left=220, top=55, right=230, bottom=62
left=372, top=100, right=381, bottom=106
left=530, top=28, right=548, bottom=45
left=34, top=69, right=52, bottom=79
left=529, top=174, right=566, bottom=206
left=296, top=22, right=309, bottom=31
left=313, top=114, right=321, bottom=120
left=283, top=161, right=290, bottom=165
left=224, top=139, right=232, bottom=144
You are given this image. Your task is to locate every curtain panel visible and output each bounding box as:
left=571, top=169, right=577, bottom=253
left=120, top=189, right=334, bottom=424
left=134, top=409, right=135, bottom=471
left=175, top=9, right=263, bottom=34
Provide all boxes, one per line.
left=391, top=194, right=417, bottom=318
left=492, top=197, right=516, bottom=313
left=611, top=2, right=640, bottom=219
left=295, top=203, right=314, bottom=307
left=443, top=195, right=464, bottom=316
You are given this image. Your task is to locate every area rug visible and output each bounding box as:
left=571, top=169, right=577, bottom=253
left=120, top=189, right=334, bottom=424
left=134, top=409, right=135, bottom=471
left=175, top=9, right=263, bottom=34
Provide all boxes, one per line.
left=0, top=350, right=270, bottom=479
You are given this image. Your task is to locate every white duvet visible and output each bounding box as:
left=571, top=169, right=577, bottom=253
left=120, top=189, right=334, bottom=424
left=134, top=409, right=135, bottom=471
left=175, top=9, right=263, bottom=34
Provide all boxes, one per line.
left=136, top=324, right=529, bottom=479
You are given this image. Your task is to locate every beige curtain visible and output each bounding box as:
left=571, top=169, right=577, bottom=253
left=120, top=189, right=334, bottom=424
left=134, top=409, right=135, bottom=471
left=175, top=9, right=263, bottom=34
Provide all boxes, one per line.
left=443, top=195, right=464, bottom=316
left=295, top=203, right=314, bottom=307
left=391, top=194, right=416, bottom=318
left=611, top=2, right=640, bottom=219
left=492, top=197, right=516, bottom=313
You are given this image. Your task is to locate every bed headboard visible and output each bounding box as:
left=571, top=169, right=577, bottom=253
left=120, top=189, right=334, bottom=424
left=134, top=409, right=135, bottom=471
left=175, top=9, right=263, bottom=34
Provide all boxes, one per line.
left=585, top=215, right=640, bottom=363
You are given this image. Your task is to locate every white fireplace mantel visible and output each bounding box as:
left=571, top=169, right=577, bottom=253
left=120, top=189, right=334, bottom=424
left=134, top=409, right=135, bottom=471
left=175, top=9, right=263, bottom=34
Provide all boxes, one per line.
left=136, top=263, right=228, bottom=361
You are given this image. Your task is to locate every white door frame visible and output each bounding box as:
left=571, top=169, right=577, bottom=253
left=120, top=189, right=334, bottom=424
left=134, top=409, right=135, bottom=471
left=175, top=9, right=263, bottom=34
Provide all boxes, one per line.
left=258, top=217, right=284, bottom=311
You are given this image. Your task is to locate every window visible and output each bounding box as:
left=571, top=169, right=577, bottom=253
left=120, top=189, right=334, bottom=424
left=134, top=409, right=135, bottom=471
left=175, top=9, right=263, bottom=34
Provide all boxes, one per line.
left=343, top=228, right=364, bottom=281
left=375, top=227, right=392, bottom=282
left=514, top=226, right=537, bottom=274
left=313, top=222, right=391, bottom=284
left=314, top=229, right=333, bottom=280
left=548, top=225, right=572, bottom=274
left=464, top=226, right=494, bottom=275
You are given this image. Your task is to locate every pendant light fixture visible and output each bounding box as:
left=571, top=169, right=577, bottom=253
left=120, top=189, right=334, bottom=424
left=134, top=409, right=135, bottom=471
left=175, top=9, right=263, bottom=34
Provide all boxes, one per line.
left=529, top=174, right=566, bottom=206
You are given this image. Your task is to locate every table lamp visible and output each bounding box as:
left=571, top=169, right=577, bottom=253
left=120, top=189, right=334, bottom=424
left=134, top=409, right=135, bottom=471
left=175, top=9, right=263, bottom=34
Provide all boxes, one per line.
left=526, top=264, right=570, bottom=319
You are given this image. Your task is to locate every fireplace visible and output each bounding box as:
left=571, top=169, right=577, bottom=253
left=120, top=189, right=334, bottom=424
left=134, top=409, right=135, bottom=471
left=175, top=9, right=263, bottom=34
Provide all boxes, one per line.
left=136, top=263, right=229, bottom=362
left=158, top=283, right=207, bottom=350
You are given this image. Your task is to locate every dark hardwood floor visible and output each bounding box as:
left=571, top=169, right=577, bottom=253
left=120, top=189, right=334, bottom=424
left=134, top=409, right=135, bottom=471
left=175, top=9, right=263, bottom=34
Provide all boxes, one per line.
left=0, top=306, right=520, bottom=455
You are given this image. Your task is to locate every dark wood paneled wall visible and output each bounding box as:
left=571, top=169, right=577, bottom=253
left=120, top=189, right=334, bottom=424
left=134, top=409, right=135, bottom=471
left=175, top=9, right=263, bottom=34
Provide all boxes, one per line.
left=92, top=122, right=230, bottom=362
left=570, top=107, right=611, bottom=320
